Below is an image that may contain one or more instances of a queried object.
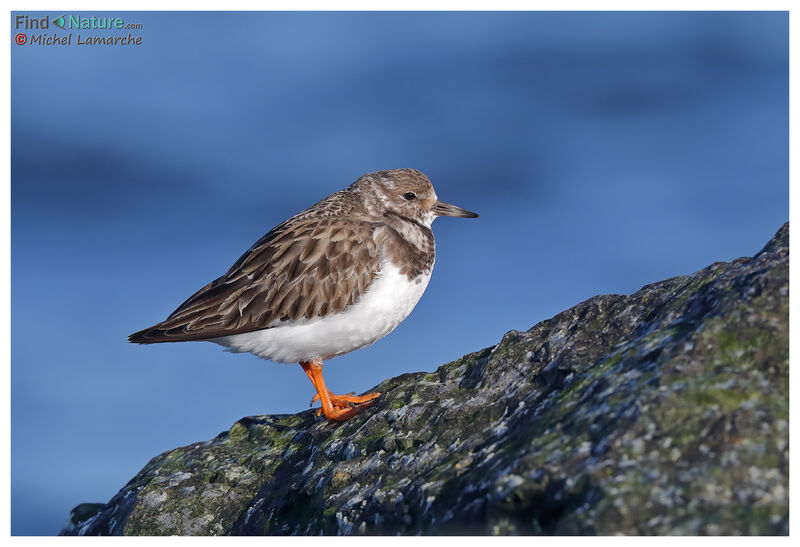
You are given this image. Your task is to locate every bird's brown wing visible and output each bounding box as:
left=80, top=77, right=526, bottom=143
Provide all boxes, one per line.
left=128, top=216, right=382, bottom=343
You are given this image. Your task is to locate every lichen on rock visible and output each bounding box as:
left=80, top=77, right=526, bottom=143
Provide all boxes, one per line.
left=61, top=223, right=789, bottom=536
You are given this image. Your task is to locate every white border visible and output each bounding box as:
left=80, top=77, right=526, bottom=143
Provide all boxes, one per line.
left=3, top=3, right=794, bottom=543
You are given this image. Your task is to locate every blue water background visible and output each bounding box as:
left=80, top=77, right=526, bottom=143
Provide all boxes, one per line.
left=11, top=11, right=787, bottom=534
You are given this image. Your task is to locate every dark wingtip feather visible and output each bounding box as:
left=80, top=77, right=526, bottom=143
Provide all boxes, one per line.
left=128, top=325, right=167, bottom=344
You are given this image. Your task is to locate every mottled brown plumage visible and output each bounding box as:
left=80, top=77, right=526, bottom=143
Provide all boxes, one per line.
left=129, top=168, right=478, bottom=421
left=128, top=168, right=472, bottom=344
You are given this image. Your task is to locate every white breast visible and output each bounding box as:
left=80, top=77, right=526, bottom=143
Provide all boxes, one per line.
left=211, top=259, right=433, bottom=364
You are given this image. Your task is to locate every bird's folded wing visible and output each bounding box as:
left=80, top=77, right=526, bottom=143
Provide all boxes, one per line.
left=128, top=218, right=382, bottom=343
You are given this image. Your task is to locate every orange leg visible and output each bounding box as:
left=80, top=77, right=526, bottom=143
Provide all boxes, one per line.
left=299, top=360, right=381, bottom=421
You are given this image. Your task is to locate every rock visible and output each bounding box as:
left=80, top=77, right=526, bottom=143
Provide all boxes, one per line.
left=61, top=223, right=789, bottom=536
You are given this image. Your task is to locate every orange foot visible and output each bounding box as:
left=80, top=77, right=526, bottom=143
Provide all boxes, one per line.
left=309, top=391, right=381, bottom=418
left=300, top=360, right=381, bottom=422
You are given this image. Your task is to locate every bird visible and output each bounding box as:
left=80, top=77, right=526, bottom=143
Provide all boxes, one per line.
left=129, top=168, right=478, bottom=421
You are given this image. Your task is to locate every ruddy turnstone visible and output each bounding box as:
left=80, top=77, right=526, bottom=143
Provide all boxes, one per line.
left=129, top=169, right=478, bottom=421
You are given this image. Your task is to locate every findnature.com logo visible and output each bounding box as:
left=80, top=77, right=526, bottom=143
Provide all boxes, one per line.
left=14, top=13, right=143, bottom=47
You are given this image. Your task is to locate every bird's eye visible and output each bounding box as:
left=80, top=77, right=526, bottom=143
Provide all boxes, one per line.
left=403, top=192, right=416, bottom=201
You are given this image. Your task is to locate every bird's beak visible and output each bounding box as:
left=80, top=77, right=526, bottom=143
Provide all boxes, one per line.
left=432, top=200, right=479, bottom=218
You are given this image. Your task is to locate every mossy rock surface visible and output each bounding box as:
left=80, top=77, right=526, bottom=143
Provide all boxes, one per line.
left=61, top=223, right=789, bottom=536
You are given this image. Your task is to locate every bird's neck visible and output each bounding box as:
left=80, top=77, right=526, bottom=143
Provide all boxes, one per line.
left=378, top=212, right=436, bottom=281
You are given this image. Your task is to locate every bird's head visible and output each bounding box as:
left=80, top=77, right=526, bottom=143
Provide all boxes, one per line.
left=359, top=168, right=478, bottom=227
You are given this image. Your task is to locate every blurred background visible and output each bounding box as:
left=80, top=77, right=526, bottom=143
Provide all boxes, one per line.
left=11, top=12, right=787, bottom=535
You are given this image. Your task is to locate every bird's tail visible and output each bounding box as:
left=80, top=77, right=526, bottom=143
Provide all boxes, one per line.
left=128, top=323, right=171, bottom=344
